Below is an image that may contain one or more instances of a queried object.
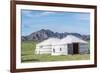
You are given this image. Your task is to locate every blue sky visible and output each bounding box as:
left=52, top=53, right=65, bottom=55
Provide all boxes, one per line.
left=21, top=9, right=90, bottom=36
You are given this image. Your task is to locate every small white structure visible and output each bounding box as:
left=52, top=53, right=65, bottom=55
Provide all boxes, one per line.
left=35, top=35, right=89, bottom=55
left=35, top=38, right=60, bottom=54
left=52, top=35, right=88, bottom=55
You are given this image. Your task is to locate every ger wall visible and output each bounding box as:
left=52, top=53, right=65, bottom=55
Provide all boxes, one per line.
left=79, top=43, right=89, bottom=54
left=35, top=45, right=52, bottom=54
left=51, top=45, right=68, bottom=55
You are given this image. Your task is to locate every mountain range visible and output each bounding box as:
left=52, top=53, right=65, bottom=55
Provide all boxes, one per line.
left=22, top=29, right=90, bottom=41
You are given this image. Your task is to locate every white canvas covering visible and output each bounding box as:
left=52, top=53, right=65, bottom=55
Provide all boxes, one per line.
left=59, top=35, right=88, bottom=45
left=37, top=38, right=60, bottom=46
left=35, top=35, right=88, bottom=55
left=35, top=38, right=60, bottom=54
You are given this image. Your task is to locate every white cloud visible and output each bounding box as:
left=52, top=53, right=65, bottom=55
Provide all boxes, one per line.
left=74, top=13, right=90, bottom=21
left=39, top=12, right=56, bottom=16
left=22, top=10, right=56, bottom=18
left=22, top=10, right=33, bottom=17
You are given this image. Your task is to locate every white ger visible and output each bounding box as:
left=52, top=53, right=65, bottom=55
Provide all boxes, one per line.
left=35, top=35, right=89, bottom=55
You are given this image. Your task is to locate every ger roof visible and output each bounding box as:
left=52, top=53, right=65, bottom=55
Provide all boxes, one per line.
left=59, top=35, right=88, bottom=44
left=37, top=38, right=60, bottom=46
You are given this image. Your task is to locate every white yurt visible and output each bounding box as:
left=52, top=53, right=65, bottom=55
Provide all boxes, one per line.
left=35, top=35, right=89, bottom=55
left=35, top=38, right=60, bottom=54
left=52, top=35, right=88, bottom=55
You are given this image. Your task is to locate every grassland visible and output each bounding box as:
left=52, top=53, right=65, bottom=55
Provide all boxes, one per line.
left=21, top=41, right=90, bottom=63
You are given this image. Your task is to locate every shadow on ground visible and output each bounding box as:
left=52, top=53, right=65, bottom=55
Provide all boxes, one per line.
left=21, top=59, right=40, bottom=62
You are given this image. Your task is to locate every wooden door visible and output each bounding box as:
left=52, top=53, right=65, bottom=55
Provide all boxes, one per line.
left=73, top=43, right=79, bottom=54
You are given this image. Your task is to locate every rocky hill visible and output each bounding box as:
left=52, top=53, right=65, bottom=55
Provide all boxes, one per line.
left=22, top=29, right=90, bottom=41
